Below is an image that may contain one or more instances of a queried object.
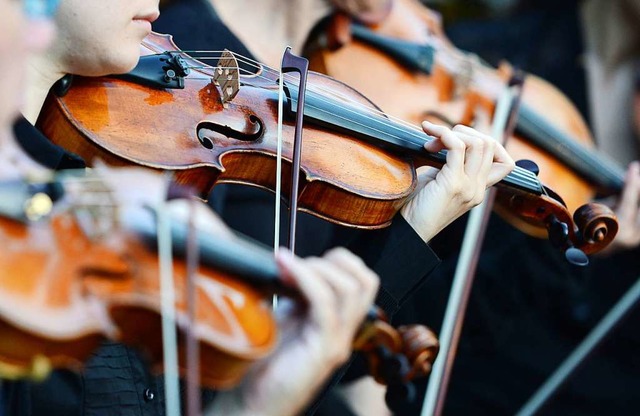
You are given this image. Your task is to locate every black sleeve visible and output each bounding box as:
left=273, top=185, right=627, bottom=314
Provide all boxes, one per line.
left=344, top=216, right=440, bottom=317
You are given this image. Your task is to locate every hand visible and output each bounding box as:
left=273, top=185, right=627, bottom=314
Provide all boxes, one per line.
left=400, top=121, right=515, bottom=242
left=206, top=248, right=379, bottom=416
left=599, top=161, right=640, bottom=254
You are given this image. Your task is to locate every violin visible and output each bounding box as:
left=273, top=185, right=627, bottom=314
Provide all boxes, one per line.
left=0, top=170, right=438, bottom=405
left=38, top=32, right=615, bottom=256
left=0, top=170, right=277, bottom=386
left=304, top=0, right=625, bottom=242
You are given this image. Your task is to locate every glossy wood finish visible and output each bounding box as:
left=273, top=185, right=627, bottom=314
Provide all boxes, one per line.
left=40, top=33, right=417, bottom=229
left=0, top=181, right=277, bottom=387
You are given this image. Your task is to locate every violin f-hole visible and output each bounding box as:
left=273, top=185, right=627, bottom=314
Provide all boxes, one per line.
left=196, top=115, right=264, bottom=149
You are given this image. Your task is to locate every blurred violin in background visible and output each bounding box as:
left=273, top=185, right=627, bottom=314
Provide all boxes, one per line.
left=305, top=0, right=623, bottom=248
left=0, top=169, right=438, bottom=408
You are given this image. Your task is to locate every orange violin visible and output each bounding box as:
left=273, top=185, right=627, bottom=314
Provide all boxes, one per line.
left=0, top=171, right=438, bottom=400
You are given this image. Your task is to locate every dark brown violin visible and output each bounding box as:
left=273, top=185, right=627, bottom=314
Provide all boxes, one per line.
left=38, top=32, right=615, bottom=256
left=0, top=171, right=438, bottom=404
left=305, top=0, right=624, bottom=245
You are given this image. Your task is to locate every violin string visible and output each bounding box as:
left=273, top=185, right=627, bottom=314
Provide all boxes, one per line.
left=169, top=45, right=506, bottom=156
left=186, top=57, right=507, bottom=163
left=178, top=50, right=441, bottom=135
left=147, top=44, right=537, bottom=189
left=181, top=52, right=506, bottom=154
left=181, top=72, right=538, bottom=189
left=158, top=52, right=539, bottom=189
left=184, top=49, right=497, bottom=139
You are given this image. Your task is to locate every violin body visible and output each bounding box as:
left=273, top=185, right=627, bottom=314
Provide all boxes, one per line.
left=82, top=217, right=278, bottom=389
left=40, top=33, right=417, bottom=229
left=0, top=179, right=277, bottom=386
left=0, top=174, right=439, bottom=394
left=0, top=213, right=107, bottom=378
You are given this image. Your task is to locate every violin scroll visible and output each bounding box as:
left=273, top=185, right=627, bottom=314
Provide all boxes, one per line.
left=353, top=309, right=439, bottom=410
left=573, top=203, right=618, bottom=246
left=399, top=324, right=439, bottom=380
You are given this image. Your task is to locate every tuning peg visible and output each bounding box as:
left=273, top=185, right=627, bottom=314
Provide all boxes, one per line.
left=565, top=246, right=589, bottom=266
left=375, top=346, right=410, bottom=384
left=547, top=215, right=569, bottom=248
left=547, top=215, right=589, bottom=266
left=385, top=381, right=417, bottom=411
left=516, top=159, right=540, bottom=176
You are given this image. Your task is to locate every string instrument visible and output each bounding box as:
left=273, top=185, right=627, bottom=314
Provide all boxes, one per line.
left=0, top=172, right=438, bottom=403
left=304, top=0, right=625, bottom=241
left=0, top=171, right=277, bottom=386
left=38, top=32, right=615, bottom=257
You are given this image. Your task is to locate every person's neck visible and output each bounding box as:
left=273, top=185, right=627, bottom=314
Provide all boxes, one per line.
left=22, top=53, right=65, bottom=125
left=209, top=0, right=332, bottom=67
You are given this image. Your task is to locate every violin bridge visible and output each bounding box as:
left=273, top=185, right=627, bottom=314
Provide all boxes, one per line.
left=214, top=50, right=240, bottom=106
left=454, top=53, right=480, bottom=98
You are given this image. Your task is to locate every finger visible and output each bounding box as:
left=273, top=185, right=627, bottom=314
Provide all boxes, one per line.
left=422, top=121, right=465, bottom=174
left=303, top=256, right=363, bottom=322
left=413, top=166, right=439, bottom=192
left=617, top=161, right=640, bottom=225
left=422, top=121, right=454, bottom=155
left=451, top=127, right=492, bottom=178
left=423, top=136, right=445, bottom=154
left=452, top=123, right=494, bottom=141
left=323, top=247, right=379, bottom=307
left=486, top=140, right=515, bottom=186
left=276, top=251, right=335, bottom=329
left=450, top=123, right=512, bottom=171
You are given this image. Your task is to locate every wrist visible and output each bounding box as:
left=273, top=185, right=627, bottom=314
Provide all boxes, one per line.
left=400, top=203, right=440, bottom=243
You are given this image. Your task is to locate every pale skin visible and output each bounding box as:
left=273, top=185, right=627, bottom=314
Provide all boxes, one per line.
left=0, top=0, right=55, bottom=179
left=596, top=86, right=640, bottom=255
left=16, top=0, right=512, bottom=414
left=208, top=0, right=392, bottom=69
left=602, top=157, right=640, bottom=254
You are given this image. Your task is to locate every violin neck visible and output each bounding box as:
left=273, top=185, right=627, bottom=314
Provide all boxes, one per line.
left=130, top=212, right=298, bottom=298
left=349, top=24, right=436, bottom=75
left=284, top=83, right=544, bottom=196
left=345, top=24, right=626, bottom=195
left=516, top=104, right=625, bottom=194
